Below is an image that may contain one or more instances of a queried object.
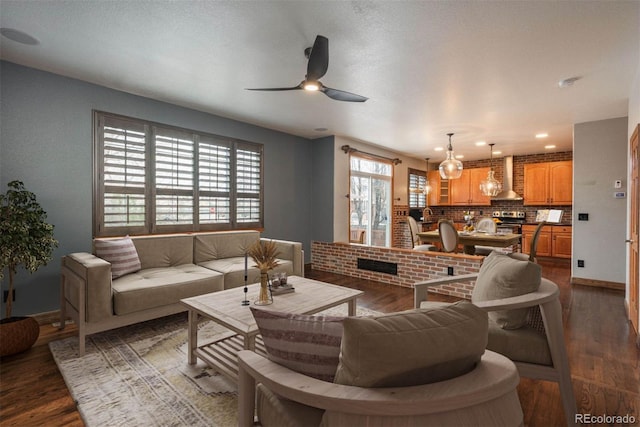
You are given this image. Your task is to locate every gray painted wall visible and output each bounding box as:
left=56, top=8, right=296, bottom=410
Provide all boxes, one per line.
left=0, top=61, right=315, bottom=316
left=573, top=117, right=628, bottom=283
left=311, top=136, right=335, bottom=243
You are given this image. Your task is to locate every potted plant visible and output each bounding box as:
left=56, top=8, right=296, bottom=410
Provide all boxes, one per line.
left=0, top=180, right=58, bottom=357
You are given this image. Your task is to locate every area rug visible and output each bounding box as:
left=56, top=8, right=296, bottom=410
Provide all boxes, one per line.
left=49, top=305, right=380, bottom=427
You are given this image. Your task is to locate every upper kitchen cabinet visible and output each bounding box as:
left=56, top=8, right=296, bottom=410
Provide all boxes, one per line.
left=450, top=167, right=491, bottom=206
left=428, top=170, right=449, bottom=206
left=523, top=160, right=572, bottom=205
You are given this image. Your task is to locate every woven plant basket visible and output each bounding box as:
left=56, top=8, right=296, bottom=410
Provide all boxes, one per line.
left=0, top=316, right=39, bottom=357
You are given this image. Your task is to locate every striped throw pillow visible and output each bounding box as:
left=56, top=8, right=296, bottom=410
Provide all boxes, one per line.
left=250, top=307, right=345, bottom=382
left=94, top=236, right=141, bottom=279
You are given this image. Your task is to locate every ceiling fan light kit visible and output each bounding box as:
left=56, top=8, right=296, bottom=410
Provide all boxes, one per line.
left=480, top=143, right=503, bottom=197
left=246, top=35, right=368, bottom=102
left=439, top=133, right=463, bottom=180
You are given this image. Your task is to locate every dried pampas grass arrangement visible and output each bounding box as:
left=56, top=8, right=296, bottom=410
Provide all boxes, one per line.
left=248, top=240, right=280, bottom=272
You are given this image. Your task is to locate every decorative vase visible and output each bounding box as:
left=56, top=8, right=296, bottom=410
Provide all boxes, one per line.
left=255, top=271, right=273, bottom=305
left=0, top=316, right=40, bottom=357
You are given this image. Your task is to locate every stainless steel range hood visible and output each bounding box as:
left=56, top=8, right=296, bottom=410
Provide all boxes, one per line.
left=492, top=156, right=523, bottom=200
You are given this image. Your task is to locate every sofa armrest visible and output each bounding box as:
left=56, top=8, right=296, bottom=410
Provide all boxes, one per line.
left=261, top=238, right=304, bottom=277
left=61, top=253, right=113, bottom=323
left=413, top=273, right=478, bottom=308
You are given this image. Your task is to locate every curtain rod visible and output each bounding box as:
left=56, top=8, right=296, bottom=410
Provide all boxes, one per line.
left=341, top=145, right=402, bottom=165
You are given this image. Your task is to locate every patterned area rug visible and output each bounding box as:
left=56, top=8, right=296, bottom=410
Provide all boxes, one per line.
left=49, top=304, right=379, bottom=427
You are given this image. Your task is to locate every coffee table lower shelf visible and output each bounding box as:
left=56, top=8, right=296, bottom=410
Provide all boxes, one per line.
left=194, top=332, right=267, bottom=382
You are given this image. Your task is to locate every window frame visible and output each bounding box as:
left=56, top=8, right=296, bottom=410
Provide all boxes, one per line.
left=408, top=167, right=427, bottom=208
left=93, top=110, right=264, bottom=237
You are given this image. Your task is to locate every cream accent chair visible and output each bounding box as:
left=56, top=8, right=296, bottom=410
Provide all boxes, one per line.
left=413, top=258, right=577, bottom=426
left=438, top=219, right=459, bottom=253
left=474, top=217, right=498, bottom=255
left=238, top=302, right=523, bottom=426
left=406, top=216, right=437, bottom=251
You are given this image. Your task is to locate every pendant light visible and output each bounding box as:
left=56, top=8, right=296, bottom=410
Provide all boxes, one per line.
left=479, top=143, right=502, bottom=197
left=439, top=133, right=463, bottom=179
left=422, top=158, right=432, bottom=195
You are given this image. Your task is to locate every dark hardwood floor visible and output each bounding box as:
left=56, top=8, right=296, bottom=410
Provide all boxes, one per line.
left=1, top=259, right=638, bottom=426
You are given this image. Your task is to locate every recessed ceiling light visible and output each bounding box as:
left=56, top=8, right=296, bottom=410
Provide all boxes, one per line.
left=0, top=28, right=39, bottom=45
left=544, top=145, right=556, bottom=149
left=434, top=147, right=444, bottom=152
left=535, top=133, right=548, bottom=139
left=493, top=151, right=502, bottom=155
left=475, top=141, right=486, bottom=146
left=455, top=154, right=464, bottom=159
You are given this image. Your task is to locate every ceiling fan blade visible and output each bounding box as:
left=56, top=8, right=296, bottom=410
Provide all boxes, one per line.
left=322, top=86, right=368, bottom=102
left=245, top=85, right=302, bottom=92
left=306, top=35, right=329, bottom=81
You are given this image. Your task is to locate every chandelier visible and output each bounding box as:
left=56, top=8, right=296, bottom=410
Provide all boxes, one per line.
left=439, top=133, right=463, bottom=179
left=479, top=143, right=502, bottom=196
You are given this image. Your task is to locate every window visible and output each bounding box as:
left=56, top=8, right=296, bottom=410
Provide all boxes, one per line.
left=349, top=154, right=393, bottom=247
left=408, top=168, right=427, bottom=208
left=94, top=111, right=263, bottom=236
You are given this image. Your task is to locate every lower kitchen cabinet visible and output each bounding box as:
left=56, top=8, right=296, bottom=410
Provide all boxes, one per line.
left=522, top=224, right=571, bottom=259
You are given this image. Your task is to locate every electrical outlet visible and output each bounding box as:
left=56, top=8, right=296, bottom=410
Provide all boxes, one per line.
left=577, top=260, right=585, bottom=268
left=3, top=290, right=15, bottom=302
left=447, top=266, right=454, bottom=276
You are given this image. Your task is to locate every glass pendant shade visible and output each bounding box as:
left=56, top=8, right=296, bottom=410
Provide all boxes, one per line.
left=423, top=158, right=432, bottom=195
left=480, top=169, right=502, bottom=196
left=439, top=133, right=463, bottom=179
left=480, top=143, right=502, bottom=196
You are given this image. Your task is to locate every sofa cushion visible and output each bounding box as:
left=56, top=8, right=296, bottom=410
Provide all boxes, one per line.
left=112, top=264, right=224, bottom=315
left=94, top=236, right=141, bottom=279
left=251, top=307, right=345, bottom=382
left=194, top=231, right=260, bottom=263
left=333, top=301, right=487, bottom=388
left=129, top=234, right=193, bottom=269
left=471, top=251, right=542, bottom=329
left=199, top=257, right=295, bottom=289
left=487, top=317, right=552, bottom=366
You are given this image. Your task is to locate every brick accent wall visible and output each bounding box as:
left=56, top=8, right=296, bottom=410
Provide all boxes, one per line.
left=393, top=204, right=413, bottom=249
left=311, top=241, right=483, bottom=299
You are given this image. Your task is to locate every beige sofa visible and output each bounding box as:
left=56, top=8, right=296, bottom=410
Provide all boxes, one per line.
left=60, top=230, right=303, bottom=355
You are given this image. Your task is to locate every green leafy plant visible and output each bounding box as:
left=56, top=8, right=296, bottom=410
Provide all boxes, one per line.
left=0, top=180, right=58, bottom=318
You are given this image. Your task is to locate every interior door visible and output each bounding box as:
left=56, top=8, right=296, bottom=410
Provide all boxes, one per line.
left=628, top=125, right=639, bottom=336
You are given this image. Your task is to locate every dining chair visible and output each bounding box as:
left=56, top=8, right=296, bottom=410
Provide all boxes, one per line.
left=512, top=221, right=546, bottom=262
left=438, top=219, right=459, bottom=253
left=474, top=217, right=498, bottom=255
left=406, top=216, right=437, bottom=251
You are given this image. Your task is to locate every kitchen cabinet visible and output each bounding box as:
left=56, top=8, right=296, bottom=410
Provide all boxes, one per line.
left=450, top=167, right=491, bottom=206
left=522, top=224, right=571, bottom=258
left=523, top=161, right=572, bottom=205
left=427, top=170, right=449, bottom=206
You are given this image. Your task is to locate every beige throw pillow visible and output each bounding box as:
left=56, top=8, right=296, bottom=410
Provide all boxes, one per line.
left=333, top=301, right=487, bottom=388
left=94, top=236, right=141, bottom=279
left=472, top=251, right=542, bottom=329
left=251, top=307, right=345, bottom=382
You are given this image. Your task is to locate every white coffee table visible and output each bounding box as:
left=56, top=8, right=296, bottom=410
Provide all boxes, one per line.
left=181, top=275, right=363, bottom=382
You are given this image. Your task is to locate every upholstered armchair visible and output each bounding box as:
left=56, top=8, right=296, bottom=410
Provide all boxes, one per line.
left=238, top=302, right=524, bottom=427
left=414, top=252, right=577, bottom=426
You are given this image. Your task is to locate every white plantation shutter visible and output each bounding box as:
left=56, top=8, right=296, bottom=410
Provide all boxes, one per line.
left=408, top=169, right=427, bottom=208
left=94, top=111, right=263, bottom=236
left=198, top=137, right=231, bottom=224
left=98, top=116, right=148, bottom=235
left=154, top=129, right=195, bottom=228
left=236, top=144, right=262, bottom=224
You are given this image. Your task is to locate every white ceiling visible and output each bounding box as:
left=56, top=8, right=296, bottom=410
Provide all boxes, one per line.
left=1, top=1, right=638, bottom=161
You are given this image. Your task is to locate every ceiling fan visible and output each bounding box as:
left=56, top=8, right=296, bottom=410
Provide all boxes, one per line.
left=246, top=35, right=368, bottom=103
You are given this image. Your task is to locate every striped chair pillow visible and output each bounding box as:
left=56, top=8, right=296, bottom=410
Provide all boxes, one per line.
left=250, top=307, right=345, bottom=382
left=94, top=236, right=141, bottom=279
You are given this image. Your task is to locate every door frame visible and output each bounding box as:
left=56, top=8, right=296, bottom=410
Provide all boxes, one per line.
left=628, top=124, right=639, bottom=343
